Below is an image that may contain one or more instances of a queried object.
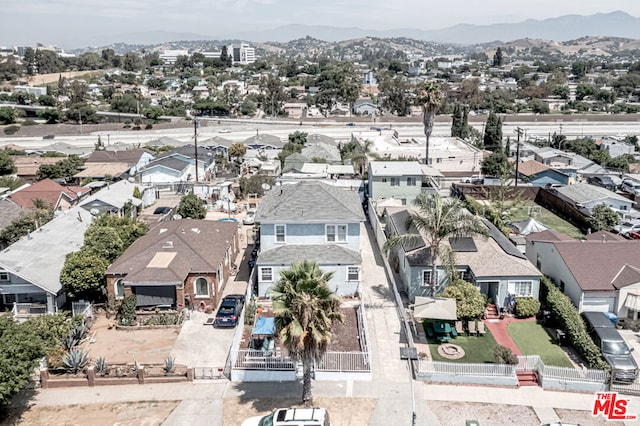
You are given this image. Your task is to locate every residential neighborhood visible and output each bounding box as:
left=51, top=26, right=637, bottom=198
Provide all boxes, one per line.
left=6, top=7, right=640, bottom=426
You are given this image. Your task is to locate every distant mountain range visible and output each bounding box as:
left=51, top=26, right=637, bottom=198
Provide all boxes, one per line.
left=74, top=11, right=640, bottom=49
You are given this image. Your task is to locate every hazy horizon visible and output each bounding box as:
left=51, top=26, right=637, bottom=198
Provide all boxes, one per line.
left=3, top=1, right=640, bottom=48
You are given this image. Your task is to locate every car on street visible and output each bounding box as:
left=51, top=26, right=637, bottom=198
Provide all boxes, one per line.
left=218, top=128, right=231, bottom=133
left=587, top=175, right=619, bottom=191
left=613, top=220, right=640, bottom=236
left=241, top=407, right=330, bottom=426
left=621, top=179, right=640, bottom=197
left=214, top=295, right=245, bottom=327
left=153, top=206, right=172, bottom=215
left=243, top=208, right=256, bottom=225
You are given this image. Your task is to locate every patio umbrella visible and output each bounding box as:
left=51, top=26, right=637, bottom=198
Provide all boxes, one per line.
left=411, top=297, right=457, bottom=320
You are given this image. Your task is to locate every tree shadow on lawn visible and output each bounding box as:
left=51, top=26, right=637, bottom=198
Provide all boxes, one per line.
left=1, top=386, right=38, bottom=425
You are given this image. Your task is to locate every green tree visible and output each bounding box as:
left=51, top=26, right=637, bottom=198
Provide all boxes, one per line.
left=416, top=82, right=442, bottom=165
left=379, top=76, right=411, bottom=116
left=37, top=108, right=61, bottom=124
left=60, top=248, right=110, bottom=300
left=384, top=194, right=488, bottom=295
left=0, top=152, right=15, bottom=175
left=228, top=143, right=247, bottom=163
left=239, top=172, right=275, bottom=197
left=0, top=107, right=15, bottom=125
left=483, top=110, right=503, bottom=151
left=481, top=152, right=511, bottom=178
left=177, top=193, right=206, bottom=219
left=271, top=260, right=343, bottom=406
left=492, top=47, right=504, bottom=67
left=83, top=226, right=125, bottom=262
left=588, top=204, right=619, bottom=232
left=259, top=74, right=286, bottom=117
left=143, top=105, right=164, bottom=120
left=133, top=186, right=142, bottom=199
left=0, top=175, right=25, bottom=191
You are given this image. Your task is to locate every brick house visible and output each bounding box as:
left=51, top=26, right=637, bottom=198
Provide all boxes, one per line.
left=105, top=219, right=239, bottom=311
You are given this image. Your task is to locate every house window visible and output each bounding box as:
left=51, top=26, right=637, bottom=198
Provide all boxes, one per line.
left=114, top=279, right=125, bottom=299
left=459, top=270, right=469, bottom=282
left=381, top=178, right=388, bottom=183
left=260, top=267, right=273, bottom=282
left=512, top=281, right=532, bottom=296
left=422, top=270, right=438, bottom=286
left=194, top=277, right=209, bottom=298
left=326, top=225, right=347, bottom=242
left=3, top=294, right=16, bottom=304
left=390, top=177, right=399, bottom=187
left=407, top=177, right=416, bottom=186
left=436, top=158, right=442, bottom=164
left=347, top=266, right=360, bottom=281
left=275, top=225, right=286, bottom=243
left=0, top=271, right=8, bottom=281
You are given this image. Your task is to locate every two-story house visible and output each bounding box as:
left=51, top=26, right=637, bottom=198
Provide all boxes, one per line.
left=140, top=145, right=216, bottom=183
left=253, top=181, right=366, bottom=297
left=367, top=161, right=442, bottom=206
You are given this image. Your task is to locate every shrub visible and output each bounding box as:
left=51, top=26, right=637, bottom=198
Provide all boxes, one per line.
left=61, top=334, right=80, bottom=351
left=164, top=356, right=176, bottom=374
left=4, top=125, right=19, bottom=135
left=62, top=348, right=90, bottom=374
left=145, top=124, right=153, bottom=130
left=145, top=313, right=181, bottom=326
left=494, top=345, right=518, bottom=365
left=515, top=297, right=541, bottom=318
left=541, top=276, right=609, bottom=370
left=95, top=356, right=109, bottom=374
left=117, top=295, right=137, bottom=326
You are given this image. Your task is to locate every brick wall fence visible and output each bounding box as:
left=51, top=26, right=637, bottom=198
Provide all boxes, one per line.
left=40, top=365, right=193, bottom=389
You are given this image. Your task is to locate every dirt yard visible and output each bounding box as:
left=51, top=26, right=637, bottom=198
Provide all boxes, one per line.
left=1, top=401, right=179, bottom=426
left=79, top=313, right=179, bottom=365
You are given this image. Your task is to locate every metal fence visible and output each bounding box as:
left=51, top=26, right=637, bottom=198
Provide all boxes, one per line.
left=233, top=350, right=296, bottom=370
left=12, top=303, right=47, bottom=319
left=316, top=351, right=371, bottom=373
left=194, top=366, right=226, bottom=380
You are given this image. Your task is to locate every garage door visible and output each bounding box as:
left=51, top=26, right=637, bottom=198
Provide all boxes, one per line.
left=582, top=297, right=615, bottom=313
left=133, top=286, right=176, bottom=307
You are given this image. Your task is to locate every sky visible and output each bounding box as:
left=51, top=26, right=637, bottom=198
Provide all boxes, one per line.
left=2, top=0, right=640, bottom=48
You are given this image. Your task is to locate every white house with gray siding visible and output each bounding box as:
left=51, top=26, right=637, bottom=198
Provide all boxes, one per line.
left=254, top=181, right=365, bottom=297
left=367, top=161, right=442, bottom=205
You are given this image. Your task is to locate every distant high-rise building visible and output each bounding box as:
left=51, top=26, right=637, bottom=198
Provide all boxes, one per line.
left=227, top=43, right=256, bottom=65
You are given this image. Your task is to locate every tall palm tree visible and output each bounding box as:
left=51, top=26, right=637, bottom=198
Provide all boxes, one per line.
left=384, top=194, right=488, bottom=296
left=416, top=82, right=443, bottom=166
left=271, top=260, right=343, bottom=406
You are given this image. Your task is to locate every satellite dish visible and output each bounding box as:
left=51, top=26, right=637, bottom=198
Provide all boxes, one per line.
left=128, top=177, right=135, bottom=183
left=261, top=183, right=271, bottom=191
left=89, top=208, right=100, bottom=216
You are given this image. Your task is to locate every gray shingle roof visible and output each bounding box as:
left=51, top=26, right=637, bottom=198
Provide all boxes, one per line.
left=255, top=181, right=365, bottom=223
left=369, top=161, right=424, bottom=176
left=257, top=244, right=361, bottom=265
left=0, top=199, right=30, bottom=231
left=145, top=156, right=190, bottom=172
left=0, top=206, right=93, bottom=295
left=556, top=182, right=630, bottom=204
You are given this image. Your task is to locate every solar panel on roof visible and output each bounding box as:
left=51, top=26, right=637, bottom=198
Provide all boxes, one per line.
left=449, top=237, right=477, bottom=252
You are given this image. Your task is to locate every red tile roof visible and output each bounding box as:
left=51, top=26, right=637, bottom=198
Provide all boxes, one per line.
left=8, top=179, right=82, bottom=210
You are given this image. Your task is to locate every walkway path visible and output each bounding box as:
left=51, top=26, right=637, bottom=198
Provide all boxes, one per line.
left=484, top=315, right=536, bottom=356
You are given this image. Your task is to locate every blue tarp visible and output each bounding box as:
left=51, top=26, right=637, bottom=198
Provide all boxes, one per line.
left=252, top=317, right=276, bottom=335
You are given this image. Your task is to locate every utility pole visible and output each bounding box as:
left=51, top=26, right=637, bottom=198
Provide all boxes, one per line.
left=515, top=127, right=524, bottom=187
left=194, top=118, right=199, bottom=182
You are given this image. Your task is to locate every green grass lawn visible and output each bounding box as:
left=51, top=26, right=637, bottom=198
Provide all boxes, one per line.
left=424, top=321, right=499, bottom=363
left=507, top=321, right=573, bottom=368
left=511, top=204, right=583, bottom=239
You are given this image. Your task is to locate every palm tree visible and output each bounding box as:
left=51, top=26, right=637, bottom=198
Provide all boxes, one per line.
left=416, top=82, right=443, bottom=166
left=271, top=260, right=343, bottom=406
left=384, top=194, right=488, bottom=296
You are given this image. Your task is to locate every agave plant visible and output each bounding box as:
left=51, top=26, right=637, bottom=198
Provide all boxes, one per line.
left=94, top=356, right=109, bottom=375
left=62, top=348, right=90, bottom=374
left=61, top=334, right=80, bottom=351
left=69, top=324, right=88, bottom=341
left=164, top=356, right=176, bottom=374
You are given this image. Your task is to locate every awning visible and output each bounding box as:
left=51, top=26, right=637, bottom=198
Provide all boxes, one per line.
left=252, top=317, right=276, bottom=335
left=412, top=297, right=457, bottom=320
left=624, top=293, right=640, bottom=311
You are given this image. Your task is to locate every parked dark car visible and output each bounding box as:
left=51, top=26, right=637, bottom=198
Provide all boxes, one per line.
left=214, top=295, right=245, bottom=327
left=587, top=176, right=618, bottom=191
left=153, top=206, right=172, bottom=215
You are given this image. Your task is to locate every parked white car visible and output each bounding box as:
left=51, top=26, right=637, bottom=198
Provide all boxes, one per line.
left=613, top=220, right=640, bottom=236
left=241, top=408, right=331, bottom=426
left=621, top=179, right=640, bottom=197
left=243, top=208, right=256, bottom=225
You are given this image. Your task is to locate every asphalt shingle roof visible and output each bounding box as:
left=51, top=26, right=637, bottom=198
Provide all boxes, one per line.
left=106, top=220, right=237, bottom=285
left=255, top=181, right=365, bottom=223
left=257, top=244, right=361, bottom=265
left=556, top=182, right=630, bottom=204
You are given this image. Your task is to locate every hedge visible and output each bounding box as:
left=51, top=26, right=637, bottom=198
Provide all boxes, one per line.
left=541, top=276, right=609, bottom=370
left=514, top=297, right=540, bottom=318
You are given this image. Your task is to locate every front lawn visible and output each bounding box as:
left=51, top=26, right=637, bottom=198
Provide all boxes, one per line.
left=424, top=322, right=499, bottom=364
left=507, top=321, right=573, bottom=368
